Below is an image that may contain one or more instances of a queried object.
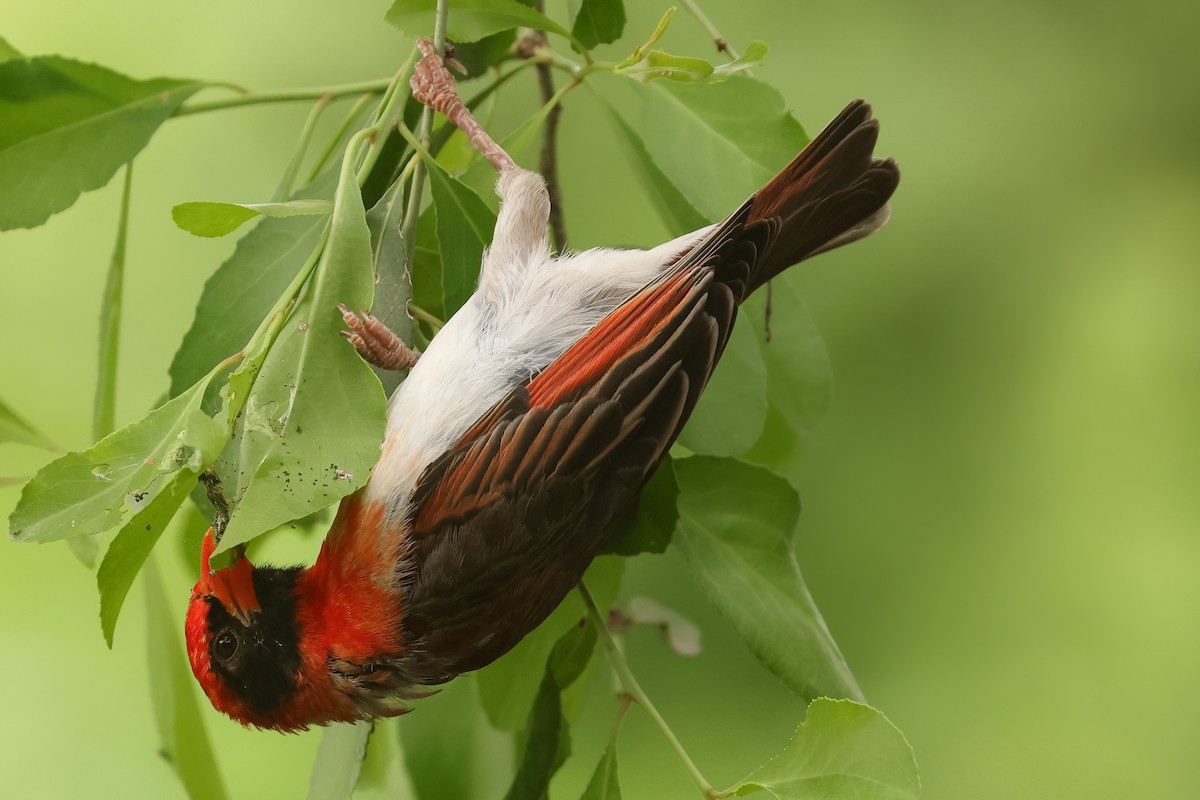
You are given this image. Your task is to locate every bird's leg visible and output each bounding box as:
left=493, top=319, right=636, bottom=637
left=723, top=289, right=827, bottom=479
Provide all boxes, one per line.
left=339, top=304, right=421, bottom=371
left=411, top=38, right=551, bottom=279
left=410, top=38, right=516, bottom=173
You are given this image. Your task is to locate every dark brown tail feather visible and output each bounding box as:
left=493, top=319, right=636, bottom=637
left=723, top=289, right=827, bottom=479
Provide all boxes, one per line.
left=743, top=99, right=899, bottom=294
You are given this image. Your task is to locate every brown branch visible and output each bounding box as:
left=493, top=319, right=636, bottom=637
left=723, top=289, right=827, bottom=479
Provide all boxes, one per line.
left=764, top=280, right=774, bottom=342
left=532, top=4, right=568, bottom=253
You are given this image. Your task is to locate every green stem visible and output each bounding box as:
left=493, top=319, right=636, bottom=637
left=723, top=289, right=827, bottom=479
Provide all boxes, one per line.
left=534, top=47, right=587, bottom=77
left=243, top=224, right=329, bottom=362
left=308, top=93, right=377, bottom=183
left=407, top=303, right=445, bottom=332
left=356, top=51, right=421, bottom=186
left=274, top=94, right=331, bottom=201
left=579, top=581, right=718, bottom=800
left=72, top=161, right=134, bottom=568
left=93, top=162, right=132, bottom=442
left=173, top=78, right=392, bottom=117
left=267, top=126, right=374, bottom=320
left=239, top=130, right=377, bottom=359
left=402, top=0, right=450, bottom=268
left=680, top=0, right=741, bottom=60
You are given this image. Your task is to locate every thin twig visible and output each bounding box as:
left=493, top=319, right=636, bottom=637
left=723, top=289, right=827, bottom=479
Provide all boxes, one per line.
left=401, top=3, right=451, bottom=270
left=274, top=94, right=331, bottom=201
left=579, top=581, right=718, bottom=799
left=173, top=78, right=392, bottom=117
left=764, top=281, right=773, bottom=342
left=532, top=4, right=568, bottom=253
left=407, top=303, right=445, bottom=332
left=356, top=52, right=421, bottom=186
left=307, top=93, right=377, bottom=183
left=681, top=0, right=740, bottom=60
left=684, top=0, right=768, bottom=334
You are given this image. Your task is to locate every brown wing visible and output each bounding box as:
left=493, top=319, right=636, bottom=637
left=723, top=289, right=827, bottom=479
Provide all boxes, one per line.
left=396, top=256, right=745, bottom=683
left=394, top=100, right=899, bottom=684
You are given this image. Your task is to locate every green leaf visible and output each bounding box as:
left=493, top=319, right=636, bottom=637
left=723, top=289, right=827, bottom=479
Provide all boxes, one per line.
left=593, top=91, right=709, bottom=236
left=0, top=56, right=202, bottom=230
left=400, top=676, right=509, bottom=800
left=712, top=40, right=769, bottom=79
left=98, top=457, right=202, bottom=646
left=636, top=76, right=808, bottom=221
left=735, top=699, right=920, bottom=799
left=307, top=722, right=373, bottom=800
left=743, top=278, right=832, bottom=464
left=673, top=456, right=863, bottom=702
left=215, top=145, right=386, bottom=549
left=629, top=41, right=769, bottom=84
left=72, top=161, right=134, bottom=569
left=169, top=167, right=338, bottom=397
left=411, top=208, right=446, bottom=325
left=0, top=396, right=57, bottom=450
left=503, top=623, right=598, bottom=800
left=94, top=163, right=132, bottom=441
left=477, top=557, right=621, bottom=730
left=570, top=0, right=626, bottom=50
left=602, top=456, right=677, bottom=556
left=0, top=35, right=22, bottom=62
left=355, top=716, right=413, bottom=798
left=615, top=6, right=675, bottom=68
left=8, top=359, right=231, bottom=544
left=386, top=0, right=575, bottom=45
left=365, top=177, right=416, bottom=397
left=676, top=320, right=768, bottom=456
left=424, top=159, right=496, bottom=316
left=450, top=30, right=518, bottom=78
left=172, top=199, right=333, bottom=238
left=143, top=556, right=229, bottom=800
left=579, top=738, right=622, bottom=800
left=642, top=50, right=714, bottom=82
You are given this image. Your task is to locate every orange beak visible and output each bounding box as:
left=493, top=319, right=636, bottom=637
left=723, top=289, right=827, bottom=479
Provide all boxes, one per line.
left=198, top=528, right=260, bottom=626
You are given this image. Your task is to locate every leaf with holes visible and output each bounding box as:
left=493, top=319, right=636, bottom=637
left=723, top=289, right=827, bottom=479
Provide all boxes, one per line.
left=213, top=148, right=385, bottom=550
left=8, top=360, right=230, bottom=545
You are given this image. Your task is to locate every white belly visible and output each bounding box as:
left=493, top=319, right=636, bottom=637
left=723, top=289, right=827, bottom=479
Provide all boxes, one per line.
left=361, top=229, right=709, bottom=515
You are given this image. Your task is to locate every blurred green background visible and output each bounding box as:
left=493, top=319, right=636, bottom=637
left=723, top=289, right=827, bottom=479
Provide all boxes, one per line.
left=2, top=0, right=1198, bottom=798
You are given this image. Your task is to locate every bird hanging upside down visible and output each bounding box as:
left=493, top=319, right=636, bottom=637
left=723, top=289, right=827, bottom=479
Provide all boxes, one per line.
left=185, top=39, right=900, bottom=731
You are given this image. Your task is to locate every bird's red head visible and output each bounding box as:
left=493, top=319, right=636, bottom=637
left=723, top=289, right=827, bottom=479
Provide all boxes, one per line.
left=184, top=525, right=417, bottom=731
left=184, top=529, right=317, bottom=731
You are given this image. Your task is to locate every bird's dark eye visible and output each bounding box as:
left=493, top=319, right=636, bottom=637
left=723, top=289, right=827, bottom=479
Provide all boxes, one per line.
left=213, top=630, right=239, bottom=664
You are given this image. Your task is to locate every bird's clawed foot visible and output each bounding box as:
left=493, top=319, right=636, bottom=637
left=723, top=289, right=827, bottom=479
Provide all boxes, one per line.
left=339, top=304, right=420, bottom=371
left=410, top=38, right=468, bottom=117
left=410, top=37, right=516, bottom=173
